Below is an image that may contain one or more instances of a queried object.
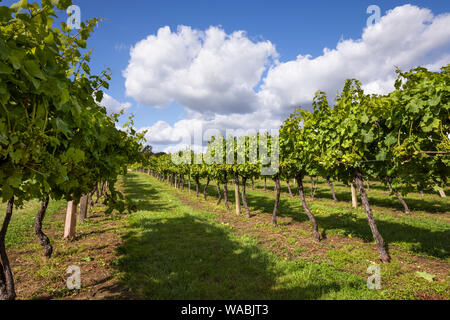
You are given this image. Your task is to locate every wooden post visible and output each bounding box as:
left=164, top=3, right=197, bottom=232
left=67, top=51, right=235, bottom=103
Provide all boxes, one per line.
left=64, top=201, right=77, bottom=240
left=78, top=194, right=89, bottom=223
left=351, top=182, right=358, bottom=208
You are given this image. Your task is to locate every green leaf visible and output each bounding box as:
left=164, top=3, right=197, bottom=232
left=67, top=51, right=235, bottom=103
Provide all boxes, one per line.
left=375, top=149, right=387, bottom=161
left=23, top=60, right=46, bottom=80
left=0, top=82, right=6, bottom=94
left=8, top=51, right=23, bottom=70
left=95, top=90, right=103, bottom=103
left=0, top=61, right=13, bottom=74
left=67, top=147, right=85, bottom=164
left=61, top=88, right=69, bottom=105
left=415, top=271, right=435, bottom=282
left=6, top=172, right=22, bottom=188
left=360, top=113, right=369, bottom=124
left=55, top=118, right=71, bottom=135
left=406, top=100, right=421, bottom=113
left=76, top=39, right=87, bottom=49
left=81, top=62, right=90, bottom=74
left=384, top=134, right=397, bottom=147
left=44, top=32, right=54, bottom=45
left=10, top=0, right=28, bottom=12
left=0, top=6, right=12, bottom=21
left=362, top=130, right=374, bottom=143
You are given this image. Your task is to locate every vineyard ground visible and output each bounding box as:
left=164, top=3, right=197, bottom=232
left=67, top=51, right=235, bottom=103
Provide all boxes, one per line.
left=0, top=172, right=448, bottom=299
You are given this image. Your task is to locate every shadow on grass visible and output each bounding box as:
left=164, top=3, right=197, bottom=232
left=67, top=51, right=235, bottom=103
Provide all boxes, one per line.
left=163, top=177, right=449, bottom=259
left=114, top=214, right=359, bottom=299
left=254, top=180, right=449, bottom=215
left=311, top=189, right=449, bottom=214
left=123, top=173, right=173, bottom=212
left=241, top=192, right=450, bottom=259
left=114, top=173, right=367, bottom=299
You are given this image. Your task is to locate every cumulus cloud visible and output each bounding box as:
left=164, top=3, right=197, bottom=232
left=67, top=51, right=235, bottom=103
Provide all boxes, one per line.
left=141, top=112, right=281, bottom=148
left=124, top=25, right=277, bottom=115
left=259, top=5, right=450, bottom=113
left=126, top=5, right=450, bottom=152
left=100, top=93, right=132, bottom=114
left=164, top=143, right=205, bottom=154
left=141, top=119, right=203, bottom=145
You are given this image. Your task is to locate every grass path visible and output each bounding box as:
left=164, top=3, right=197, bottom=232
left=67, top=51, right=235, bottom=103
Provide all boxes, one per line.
left=2, top=172, right=449, bottom=299
left=114, top=172, right=382, bottom=299
left=114, top=173, right=449, bottom=299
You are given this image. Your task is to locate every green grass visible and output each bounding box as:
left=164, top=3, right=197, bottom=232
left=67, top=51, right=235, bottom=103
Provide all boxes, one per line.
left=115, top=172, right=449, bottom=299
left=197, top=176, right=450, bottom=261
left=112, top=173, right=388, bottom=299
left=1, top=172, right=448, bottom=299
left=0, top=199, right=66, bottom=249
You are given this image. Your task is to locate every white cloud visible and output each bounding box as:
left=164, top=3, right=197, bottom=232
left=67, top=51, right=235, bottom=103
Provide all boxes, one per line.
left=259, top=5, right=450, bottom=112
left=142, top=111, right=281, bottom=154
left=164, top=143, right=204, bottom=154
left=124, top=25, right=277, bottom=115
left=140, top=119, right=202, bottom=145
left=127, top=5, right=450, bottom=152
left=100, top=93, right=132, bottom=114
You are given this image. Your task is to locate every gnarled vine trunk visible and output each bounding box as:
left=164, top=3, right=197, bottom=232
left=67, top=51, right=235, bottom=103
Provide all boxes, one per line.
left=203, top=177, right=210, bottom=200
left=296, top=175, right=321, bottom=241
left=386, top=176, right=392, bottom=194
left=89, top=190, right=95, bottom=208
left=95, top=183, right=100, bottom=204
left=34, top=197, right=53, bottom=259
left=0, top=197, right=16, bottom=300
left=78, top=194, right=89, bottom=223
left=386, top=177, right=411, bottom=214
left=100, top=181, right=106, bottom=197
left=241, top=177, right=251, bottom=218
left=394, top=190, right=411, bottom=214
left=355, top=168, right=390, bottom=263
left=216, top=182, right=222, bottom=205
left=327, top=177, right=338, bottom=202
left=223, top=181, right=230, bottom=210
left=195, top=177, right=200, bottom=198
left=286, top=180, right=294, bottom=198
left=272, top=176, right=281, bottom=227
left=188, top=175, right=191, bottom=194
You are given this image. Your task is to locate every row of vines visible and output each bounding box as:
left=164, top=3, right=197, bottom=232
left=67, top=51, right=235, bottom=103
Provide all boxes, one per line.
left=0, top=0, right=145, bottom=300
left=137, top=65, right=449, bottom=265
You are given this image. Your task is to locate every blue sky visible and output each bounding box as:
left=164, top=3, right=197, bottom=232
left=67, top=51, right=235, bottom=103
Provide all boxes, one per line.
left=77, top=0, right=449, bottom=125
left=4, top=0, right=450, bottom=152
